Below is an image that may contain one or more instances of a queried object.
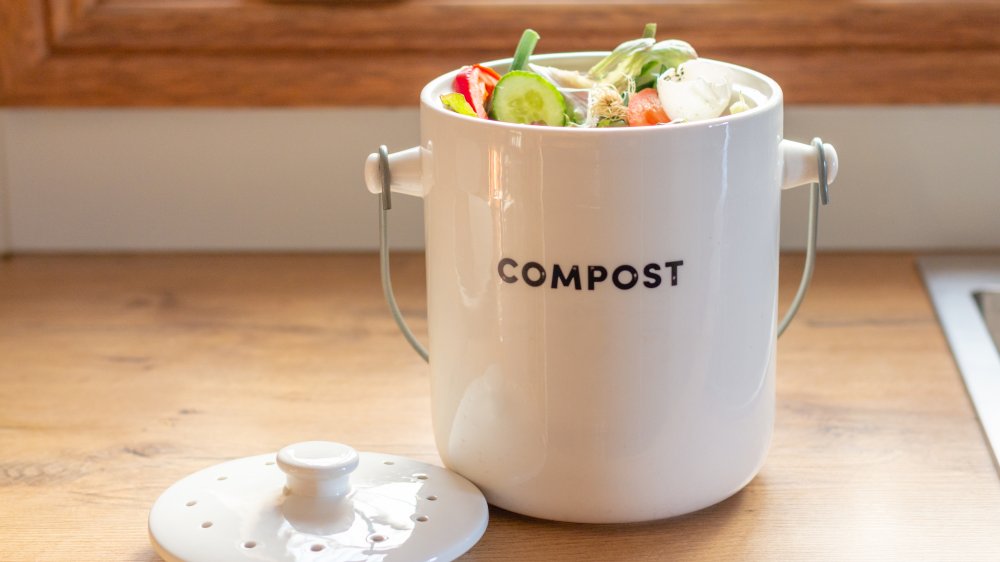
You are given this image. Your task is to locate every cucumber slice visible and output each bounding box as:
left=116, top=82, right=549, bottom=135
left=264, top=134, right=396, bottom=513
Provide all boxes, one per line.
left=489, top=71, right=567, bottom=126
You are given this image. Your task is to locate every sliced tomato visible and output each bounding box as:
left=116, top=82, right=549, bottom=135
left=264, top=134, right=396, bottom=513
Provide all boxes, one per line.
left=627, top=88, right=670, bottom=127
left=454, top=65, right=501, bottom=119
left=474, top=64, right=501, bottom=82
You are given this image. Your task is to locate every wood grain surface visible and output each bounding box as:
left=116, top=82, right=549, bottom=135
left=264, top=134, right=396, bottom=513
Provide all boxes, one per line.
left=2, top=1, right=1000, bottom=106
left=0, top=253, right=999, bottom=560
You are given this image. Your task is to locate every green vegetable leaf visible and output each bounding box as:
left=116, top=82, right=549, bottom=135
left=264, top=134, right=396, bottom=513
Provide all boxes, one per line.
left=440, top=93, right=477, bottom=117
left=588, top=25, right=697, bottom=91
left=588, top=37, right=654, bottom=83
left=596, top=117, right=627, bottom=128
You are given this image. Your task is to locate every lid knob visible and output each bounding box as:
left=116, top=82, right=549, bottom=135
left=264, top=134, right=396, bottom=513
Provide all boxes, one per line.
left=276, top=441, right=359, bottom=499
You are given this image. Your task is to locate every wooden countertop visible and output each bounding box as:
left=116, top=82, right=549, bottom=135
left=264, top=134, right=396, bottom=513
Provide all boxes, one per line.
left=1, top=253, right=998, bottom=560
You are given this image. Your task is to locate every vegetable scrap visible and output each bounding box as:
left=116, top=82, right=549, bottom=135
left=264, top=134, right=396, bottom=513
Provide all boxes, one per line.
left=439, top=24, right=757, bottom=127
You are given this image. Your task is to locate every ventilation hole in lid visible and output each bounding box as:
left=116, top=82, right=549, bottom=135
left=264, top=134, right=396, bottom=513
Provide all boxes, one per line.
left=425, top=495, right=438, bottom=501
left=383, top=460, right=394, bottom=465
left=243, top=541, right=257, bottom=549
left=201, top=521, right=213, bottom=529
left=265, top=461, right=275, bottom=466
left=217, top=476, right=228, bottom=481
left=368, top=534, right=387, bottom=543
left=415, top=515, right=429, bottom=522
left=310, top=544, right=325, bottom=552
left=185, top=500, right=197, bottom=507
left=413, top=473, right=429, bottom=480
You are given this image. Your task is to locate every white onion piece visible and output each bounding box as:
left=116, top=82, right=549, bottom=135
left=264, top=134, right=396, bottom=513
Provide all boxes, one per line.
left=657, top=59, right=732, bottom=122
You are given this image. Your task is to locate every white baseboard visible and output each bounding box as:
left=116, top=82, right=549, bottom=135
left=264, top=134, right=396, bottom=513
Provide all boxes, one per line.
left=1, top=106, right=998, bottom=252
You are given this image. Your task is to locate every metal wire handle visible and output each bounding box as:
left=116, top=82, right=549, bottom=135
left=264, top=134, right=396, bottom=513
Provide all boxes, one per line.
left=777, top=137, right=830, bottom=337
left=378, top=145, right=429, bottom=362
left=377, top=137, right=831, bottom=361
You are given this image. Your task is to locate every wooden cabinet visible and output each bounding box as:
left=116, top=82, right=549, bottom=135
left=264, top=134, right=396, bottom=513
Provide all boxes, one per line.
left=2, top=1, right=999, bottom=106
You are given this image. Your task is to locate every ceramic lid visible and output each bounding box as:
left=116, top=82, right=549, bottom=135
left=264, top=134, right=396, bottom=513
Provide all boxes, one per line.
left=148, top=441, right=489, bottom=561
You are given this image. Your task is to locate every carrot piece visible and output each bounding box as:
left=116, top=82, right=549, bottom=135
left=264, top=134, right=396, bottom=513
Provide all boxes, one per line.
left=627, top=88, right=670, bottom=126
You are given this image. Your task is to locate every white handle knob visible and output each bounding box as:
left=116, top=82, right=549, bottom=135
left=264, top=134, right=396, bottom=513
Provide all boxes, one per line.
left=364, top=146, right=426, bottom=198
left=277, top=441, right=359, bottom=499
left=780, top=139, right=839, bottom=190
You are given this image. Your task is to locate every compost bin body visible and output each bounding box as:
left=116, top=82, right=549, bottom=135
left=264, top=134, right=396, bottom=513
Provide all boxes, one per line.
left=360, top=53, right=838, bottom=523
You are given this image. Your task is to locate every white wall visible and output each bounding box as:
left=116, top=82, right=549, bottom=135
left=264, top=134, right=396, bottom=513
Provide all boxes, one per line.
left=0, top=111, right=10, bottom=254
left=782, top=107, right=1000, bottom=250
left=0, top=107, right=998, bottom=252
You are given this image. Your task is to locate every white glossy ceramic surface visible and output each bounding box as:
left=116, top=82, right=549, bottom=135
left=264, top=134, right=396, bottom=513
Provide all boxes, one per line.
left=149, top=442, right=488, bottom=562
left=364, top=54, right=839, bottom=523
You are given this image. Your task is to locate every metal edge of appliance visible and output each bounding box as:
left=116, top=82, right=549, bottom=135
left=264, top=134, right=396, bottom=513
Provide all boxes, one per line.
left=918, top=255, right=1000, bottom=472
